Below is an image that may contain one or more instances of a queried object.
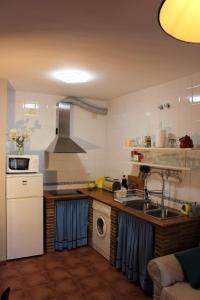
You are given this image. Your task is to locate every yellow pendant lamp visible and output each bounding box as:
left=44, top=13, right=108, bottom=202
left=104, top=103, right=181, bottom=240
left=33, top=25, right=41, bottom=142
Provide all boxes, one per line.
left=159, top=0, right=200, bottom=43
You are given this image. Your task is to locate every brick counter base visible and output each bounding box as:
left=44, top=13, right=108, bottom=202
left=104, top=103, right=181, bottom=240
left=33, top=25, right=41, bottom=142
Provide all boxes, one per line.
left=44, top=199, right=55, bottom=253
left=110, top=207, right=118, bottom=266
left=44, top=197, right=200, bottom=264
left=88, top=199, right=93, bottom=246
left=154, top=220, right=200, bottom=257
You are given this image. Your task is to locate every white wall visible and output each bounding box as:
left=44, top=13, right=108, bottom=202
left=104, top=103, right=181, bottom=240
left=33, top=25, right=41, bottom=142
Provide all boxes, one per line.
left=6, top=72, right=200, bottom=204
left=105, top=72, right=200, bottom=205
left=7, top=91, right=107, bottom=185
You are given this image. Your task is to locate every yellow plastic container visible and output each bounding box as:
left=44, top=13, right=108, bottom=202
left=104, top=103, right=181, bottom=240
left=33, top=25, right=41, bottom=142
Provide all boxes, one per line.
left=95, top=176, right=104, bottom=189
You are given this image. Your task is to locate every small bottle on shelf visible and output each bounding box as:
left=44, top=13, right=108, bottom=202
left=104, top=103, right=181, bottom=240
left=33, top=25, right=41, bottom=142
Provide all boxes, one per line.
left=131, top=151, right=144, bottom=162
left=121, top=175, right=128, bottom=190
left=144, top=136, right=151, bottom=148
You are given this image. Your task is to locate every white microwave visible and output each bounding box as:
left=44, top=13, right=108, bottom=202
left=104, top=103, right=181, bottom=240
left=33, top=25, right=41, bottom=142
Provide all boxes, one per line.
left=7, top=155, right=39, bottom=173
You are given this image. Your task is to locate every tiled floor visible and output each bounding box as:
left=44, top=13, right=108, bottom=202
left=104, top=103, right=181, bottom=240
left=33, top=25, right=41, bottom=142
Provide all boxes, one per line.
left=0, top=247, right=152, bottom=300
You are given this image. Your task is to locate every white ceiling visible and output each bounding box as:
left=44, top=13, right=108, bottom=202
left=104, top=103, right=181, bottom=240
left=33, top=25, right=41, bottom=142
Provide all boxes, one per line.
left=0, top=0, right=200, bottom=100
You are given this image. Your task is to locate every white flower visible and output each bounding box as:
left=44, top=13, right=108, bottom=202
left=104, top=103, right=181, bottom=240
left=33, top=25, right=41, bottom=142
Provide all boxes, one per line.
left=23, top=130, right=31, bottom=138
left=19, top=136, right=23, bottom=142
left=9, top=128, right=17, bottom=140
left=9, top=128, right=31, bottom=144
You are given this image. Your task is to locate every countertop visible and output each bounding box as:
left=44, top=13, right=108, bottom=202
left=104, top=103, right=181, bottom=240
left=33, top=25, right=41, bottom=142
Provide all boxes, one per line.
left=44, top=189, right=200, bottom=228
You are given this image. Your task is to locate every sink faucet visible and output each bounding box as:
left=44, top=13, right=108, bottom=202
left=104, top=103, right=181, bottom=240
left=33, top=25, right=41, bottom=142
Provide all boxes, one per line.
left=144, top=171, right=165, bottom=217
left=144, top=187, right=149, bottom=203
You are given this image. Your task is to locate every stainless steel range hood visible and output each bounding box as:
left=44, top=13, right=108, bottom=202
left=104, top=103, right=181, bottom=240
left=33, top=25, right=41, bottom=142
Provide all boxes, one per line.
left=46, top=97, right=108, bottom=153
left=46, top=102, right=86, bottom=153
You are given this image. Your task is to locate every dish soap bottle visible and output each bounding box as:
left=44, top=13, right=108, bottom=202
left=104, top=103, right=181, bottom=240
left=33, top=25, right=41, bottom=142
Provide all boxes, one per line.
left=121, top=175, right=128, bottom=189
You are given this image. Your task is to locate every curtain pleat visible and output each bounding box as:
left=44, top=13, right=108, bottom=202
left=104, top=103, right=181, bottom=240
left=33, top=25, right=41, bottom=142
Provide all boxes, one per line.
left=116, top=212, right=153, bottom=293
left=55, top=199, right=89, bottom=250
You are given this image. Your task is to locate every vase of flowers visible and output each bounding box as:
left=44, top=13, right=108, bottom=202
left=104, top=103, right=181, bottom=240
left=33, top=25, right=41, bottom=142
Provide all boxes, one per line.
left=9, top=128, right=31, bottom=155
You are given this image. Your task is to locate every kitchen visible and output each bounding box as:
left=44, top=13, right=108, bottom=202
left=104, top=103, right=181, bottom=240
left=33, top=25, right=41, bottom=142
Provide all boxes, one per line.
left=1, top=1, right=200, bottom=300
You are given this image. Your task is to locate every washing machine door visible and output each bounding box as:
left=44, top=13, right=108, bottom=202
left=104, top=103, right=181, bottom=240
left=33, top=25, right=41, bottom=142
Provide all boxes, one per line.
left=96, top=216, right=107, bottom=238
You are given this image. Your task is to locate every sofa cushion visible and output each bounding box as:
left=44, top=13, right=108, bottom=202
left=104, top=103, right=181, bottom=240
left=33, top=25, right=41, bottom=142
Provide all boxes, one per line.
left=161, top=282, right=200, bottom=300
left=148, top=254, right=184, bottom=287
left=175, top=247, right=200, bottom=289
left=148, top=254, right=184, bottom=300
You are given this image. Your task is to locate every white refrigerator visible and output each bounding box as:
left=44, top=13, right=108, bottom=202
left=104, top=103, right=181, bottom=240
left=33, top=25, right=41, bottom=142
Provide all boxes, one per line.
left=6, top=173, right=44, bottom=259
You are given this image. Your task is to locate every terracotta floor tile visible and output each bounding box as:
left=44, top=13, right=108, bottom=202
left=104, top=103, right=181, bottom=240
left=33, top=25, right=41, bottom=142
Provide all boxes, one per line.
left=53, top=279, right=79, bottom=296
left=0, top=246, right=152, bottom=300
left=24, top=272, right=48, bottom=288
left=28, top=284, right=55, bottom=300
left=47, top=267, right=71, bottom=281
left=110, top=277, right=140, bottom=294
left=18, top=263, right=41, bottom=275
left=63, top=291, right=86, bottom=300
left=86, top=286, right=116, bottom=300
left=68, top=265, right=94, bottom=279
left=9, top=289, right=30, bottom=300
left=103, top=269, right=125, bottom=283
left=42, top=259, right=64, bottom=270
left=79, top=275, right=107, bottom=292
left=0, top=279, right=21, bottom=294
left=0, top=268, right=19, bottom=281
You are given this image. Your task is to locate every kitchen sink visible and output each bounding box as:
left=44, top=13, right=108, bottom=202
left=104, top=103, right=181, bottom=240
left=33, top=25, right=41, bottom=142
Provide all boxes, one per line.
left=123, top=199, right=158, bottom=211
left=145, top=208, right=180, bottom=219
left=123, top=199, right=180, bottom=219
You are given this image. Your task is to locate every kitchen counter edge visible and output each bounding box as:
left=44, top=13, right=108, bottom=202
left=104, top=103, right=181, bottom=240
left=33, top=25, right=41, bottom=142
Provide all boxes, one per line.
left=44, top=189, right=200, bottom=228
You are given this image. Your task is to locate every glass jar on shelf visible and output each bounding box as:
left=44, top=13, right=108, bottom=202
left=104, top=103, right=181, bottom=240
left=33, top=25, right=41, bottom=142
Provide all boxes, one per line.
left=168, top=133, right=177, bottom=148
left=144, top=136, right=151, bottom=148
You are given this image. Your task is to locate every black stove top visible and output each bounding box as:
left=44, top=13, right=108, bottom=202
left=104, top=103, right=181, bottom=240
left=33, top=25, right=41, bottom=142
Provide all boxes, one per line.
left=49, top=189, right=82, bottom=196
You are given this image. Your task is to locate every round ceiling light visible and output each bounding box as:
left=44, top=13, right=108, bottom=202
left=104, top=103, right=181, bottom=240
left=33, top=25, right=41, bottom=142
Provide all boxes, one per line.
left=54, top=70, right=92, bottom=83
left=159, top=0, right=200, bottom=43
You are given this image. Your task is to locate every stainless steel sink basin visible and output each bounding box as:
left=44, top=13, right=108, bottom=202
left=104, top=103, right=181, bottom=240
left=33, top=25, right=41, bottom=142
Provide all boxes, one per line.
left=123, top=198, right=180, bottom=219
left=145, top=208, right=180, bottom=219
left=123, top=200, right=158, bottom=211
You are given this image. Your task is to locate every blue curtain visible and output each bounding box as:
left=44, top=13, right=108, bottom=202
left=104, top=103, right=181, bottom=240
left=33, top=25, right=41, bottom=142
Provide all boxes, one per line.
left=55, top=199, right=89, bottom=251
left=116, top=212, right=153, bottom=293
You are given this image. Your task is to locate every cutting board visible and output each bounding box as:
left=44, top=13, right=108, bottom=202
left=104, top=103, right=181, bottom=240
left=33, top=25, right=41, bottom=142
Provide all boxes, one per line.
left=128, top=175, right=144, bottom=190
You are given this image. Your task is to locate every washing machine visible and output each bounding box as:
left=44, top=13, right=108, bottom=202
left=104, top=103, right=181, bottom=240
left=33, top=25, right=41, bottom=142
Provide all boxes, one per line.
left=92, top=200, right=111, bottom=260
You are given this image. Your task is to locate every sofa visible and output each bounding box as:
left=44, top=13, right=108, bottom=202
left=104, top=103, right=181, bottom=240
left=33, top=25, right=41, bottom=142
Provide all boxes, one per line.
left=148, top=253, right=200, bottom=300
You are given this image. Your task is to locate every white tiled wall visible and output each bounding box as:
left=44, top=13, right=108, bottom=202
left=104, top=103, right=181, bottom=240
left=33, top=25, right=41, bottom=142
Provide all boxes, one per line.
left=6, top=71, right=200, bottom=203
left=105, top=72, right=200, bottom=204
left=7, top=91, right=107, bottom=184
